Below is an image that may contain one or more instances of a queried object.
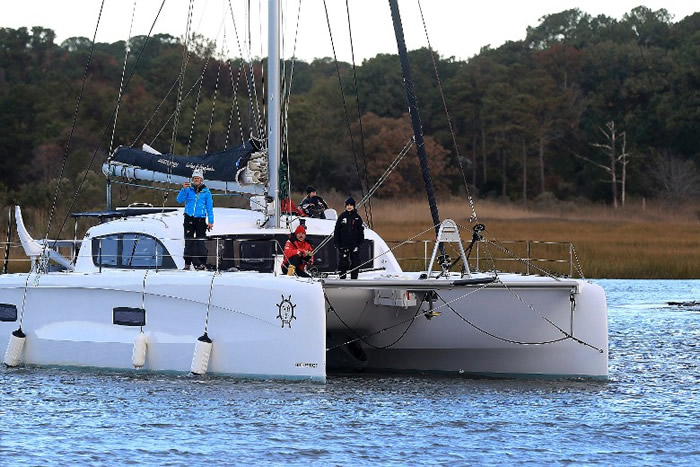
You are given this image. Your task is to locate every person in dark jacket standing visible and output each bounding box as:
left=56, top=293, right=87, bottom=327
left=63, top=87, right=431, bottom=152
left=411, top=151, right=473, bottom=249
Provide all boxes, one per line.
left=334, top=197, right=364, bottom=279
left=177, top=168, right=214, bottom=270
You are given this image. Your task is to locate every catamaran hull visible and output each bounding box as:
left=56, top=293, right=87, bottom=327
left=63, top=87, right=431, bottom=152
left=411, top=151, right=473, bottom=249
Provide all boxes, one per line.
left=324, top=275, right=608, bottom=378
left=0, top=272, right=326, bottom=381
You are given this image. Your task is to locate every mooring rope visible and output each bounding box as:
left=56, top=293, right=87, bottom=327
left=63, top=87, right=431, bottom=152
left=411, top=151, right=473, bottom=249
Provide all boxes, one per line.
left=204, top=271, right=219, bottom=334
left=325, top=282, right=491, bottom=351
left=491, top=278, right=604, bottom=353
left=325, top=278, right=602, bottom=354
left=435, top=290, right=569, bottom=346
left=324, top=291, right=426, bottom=351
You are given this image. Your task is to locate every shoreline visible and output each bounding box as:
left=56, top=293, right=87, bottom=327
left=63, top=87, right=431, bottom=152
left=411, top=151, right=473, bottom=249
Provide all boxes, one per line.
left=3, top=198, right=699, bottom=279
left=368, top=198, right=700, bottom=279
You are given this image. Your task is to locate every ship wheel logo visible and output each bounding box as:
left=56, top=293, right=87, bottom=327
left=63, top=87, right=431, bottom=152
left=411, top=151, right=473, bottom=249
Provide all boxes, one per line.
left=276, top=295, right=297, bottom=328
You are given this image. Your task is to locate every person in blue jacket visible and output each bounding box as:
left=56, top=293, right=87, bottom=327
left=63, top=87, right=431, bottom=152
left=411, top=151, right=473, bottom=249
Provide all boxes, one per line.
left=177, top=168, right=214, bottom=270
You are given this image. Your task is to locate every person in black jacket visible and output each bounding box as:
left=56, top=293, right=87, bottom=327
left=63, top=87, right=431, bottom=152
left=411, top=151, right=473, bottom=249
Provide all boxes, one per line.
left=299, top=186, right=329, bottom=218
left=334, top=197, right=364, bottom=279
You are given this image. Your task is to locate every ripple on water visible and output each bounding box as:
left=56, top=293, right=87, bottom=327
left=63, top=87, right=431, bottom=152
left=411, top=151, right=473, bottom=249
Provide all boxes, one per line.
left=1, top=280, right=699, bottom=465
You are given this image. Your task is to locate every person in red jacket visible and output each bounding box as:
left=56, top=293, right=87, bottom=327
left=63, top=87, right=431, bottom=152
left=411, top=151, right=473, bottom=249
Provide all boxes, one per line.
left=281, top=225, right=314, bottom=277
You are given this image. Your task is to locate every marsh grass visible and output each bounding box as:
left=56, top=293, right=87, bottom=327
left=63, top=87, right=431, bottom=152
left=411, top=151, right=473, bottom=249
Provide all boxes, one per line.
left=365, top=198, right=700, bottom=279
left=2, top=197, right=698, bottom=278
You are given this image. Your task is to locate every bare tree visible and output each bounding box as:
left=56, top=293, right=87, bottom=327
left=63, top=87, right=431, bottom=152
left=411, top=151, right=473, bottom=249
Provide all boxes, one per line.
left=521, top=136, right=528, bottom=208
left=574, top=121, right=630, bottom=208
left=649, top=151, right=700, bottom=200
left=619, top=131, right=631, bottom=207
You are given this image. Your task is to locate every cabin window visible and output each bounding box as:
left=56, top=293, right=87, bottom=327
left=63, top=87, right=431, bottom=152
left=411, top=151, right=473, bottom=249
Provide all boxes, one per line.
left=215, top=237, right=282, bottom=272
left=210, top=235, right=374, bottom=274
left=92, top=234, right=176, bottom=269
left=305, top=237, right=374, bottom=273
left=0, top=303, right=17, bottom=322
left=355, top=240, right=375, bottom=270
left=239, top=240, right=275, bottom=271
left=305, top=235, right=336, bottom=271
left=99, top=236, right=119, bottom=266
left=113, top=307, right=146, bottom=326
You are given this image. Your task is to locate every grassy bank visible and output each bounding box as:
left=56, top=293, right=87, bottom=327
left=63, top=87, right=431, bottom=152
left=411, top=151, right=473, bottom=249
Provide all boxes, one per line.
left=363, top=198, right=700, bottom=279
left=2, top=197, right=698, bottom=278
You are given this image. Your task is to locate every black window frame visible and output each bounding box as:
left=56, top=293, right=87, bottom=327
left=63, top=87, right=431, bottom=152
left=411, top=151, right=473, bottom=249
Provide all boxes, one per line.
left=113, top=307, right=146, bottom=326
left=209, top=234, right=374, bottom=274
left=92, top=233, right=176, bottom=270
left=0, top=303, right=17, bottom=322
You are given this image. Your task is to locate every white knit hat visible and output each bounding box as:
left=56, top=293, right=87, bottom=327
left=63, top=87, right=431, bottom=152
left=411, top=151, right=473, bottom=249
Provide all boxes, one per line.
left=191, top=168, right=204, bottom=179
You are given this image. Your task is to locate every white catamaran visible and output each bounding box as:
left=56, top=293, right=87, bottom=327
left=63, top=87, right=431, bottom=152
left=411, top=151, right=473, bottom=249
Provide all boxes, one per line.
left=0, top=0, right=608, bottom=381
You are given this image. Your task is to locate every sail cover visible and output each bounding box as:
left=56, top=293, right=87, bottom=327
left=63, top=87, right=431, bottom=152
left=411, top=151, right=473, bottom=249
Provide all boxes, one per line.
left=109, top=140, right=261, bottom=182
left=103, top=139, right=268, bottom=195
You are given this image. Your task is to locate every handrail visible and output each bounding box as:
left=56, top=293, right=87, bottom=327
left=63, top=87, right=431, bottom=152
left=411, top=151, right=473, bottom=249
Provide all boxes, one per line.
left=386, top=239, right=575, bottom=277
left=3, top=236, right=576, bottom=277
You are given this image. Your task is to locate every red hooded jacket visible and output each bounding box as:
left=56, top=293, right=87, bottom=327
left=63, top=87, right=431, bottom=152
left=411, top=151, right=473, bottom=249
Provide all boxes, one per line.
left=282, top=226, right=313, bottom=272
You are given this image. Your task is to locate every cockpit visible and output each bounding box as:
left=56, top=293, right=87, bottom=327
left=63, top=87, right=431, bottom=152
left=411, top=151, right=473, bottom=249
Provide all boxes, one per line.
left=89, top=231, right=375, bottom=276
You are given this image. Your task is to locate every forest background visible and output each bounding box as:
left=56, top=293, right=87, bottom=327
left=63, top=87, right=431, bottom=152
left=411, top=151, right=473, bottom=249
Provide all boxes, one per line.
left=0, top=7, right=698, bottom=277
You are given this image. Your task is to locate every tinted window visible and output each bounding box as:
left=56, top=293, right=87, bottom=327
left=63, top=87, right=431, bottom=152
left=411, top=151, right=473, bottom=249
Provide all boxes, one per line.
left=97, top=236, right=119, bottom=266
left=113, top=307, right=146, bottom=326
left=239, top=241, right=275, bottom=271
left=305, top=236, right=335, bottom=271
left=305, top=236, right=373, bottom=273
left=93, top=234, right=175, bottom=269
left=0, top=303, right=17, bottom=322
left=122, top=233, right=168, bottom=268
left=210, top=234, right=374, bottom=275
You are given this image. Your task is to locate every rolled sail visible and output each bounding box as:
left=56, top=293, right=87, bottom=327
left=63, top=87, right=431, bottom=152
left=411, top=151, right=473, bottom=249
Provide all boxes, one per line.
left=102, top=140, right=267, bottom=195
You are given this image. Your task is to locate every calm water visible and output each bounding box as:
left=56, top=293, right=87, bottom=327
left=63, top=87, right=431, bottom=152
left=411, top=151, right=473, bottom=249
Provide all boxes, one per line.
left=1, top=279, right=698, bottom=465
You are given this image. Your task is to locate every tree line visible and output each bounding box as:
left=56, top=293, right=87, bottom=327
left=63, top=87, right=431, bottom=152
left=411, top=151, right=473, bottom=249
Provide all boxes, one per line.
left=0, top=6, right=698, bottom=216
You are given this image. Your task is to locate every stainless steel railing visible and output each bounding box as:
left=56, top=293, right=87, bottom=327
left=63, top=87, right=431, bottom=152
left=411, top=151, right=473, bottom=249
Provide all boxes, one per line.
left=386, top=239, right=576, bottom=277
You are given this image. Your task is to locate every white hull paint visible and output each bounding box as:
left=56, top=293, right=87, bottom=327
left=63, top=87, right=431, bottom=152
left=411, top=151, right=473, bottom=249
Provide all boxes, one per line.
left=0, top=271, right=326, bottom=381
left=2, top=207, right=608, bottom=380
left=1, top=1, right=609, bottom=383
left=324, top=273, right=608, bottom=378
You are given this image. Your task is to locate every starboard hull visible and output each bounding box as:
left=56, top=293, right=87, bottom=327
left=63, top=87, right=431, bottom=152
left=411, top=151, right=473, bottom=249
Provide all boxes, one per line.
left=324, top=274, right=608, bottom=378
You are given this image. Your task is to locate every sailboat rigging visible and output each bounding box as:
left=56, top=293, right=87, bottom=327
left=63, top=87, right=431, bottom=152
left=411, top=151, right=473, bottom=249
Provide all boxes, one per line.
left=1, top=0, right=608, bottom=381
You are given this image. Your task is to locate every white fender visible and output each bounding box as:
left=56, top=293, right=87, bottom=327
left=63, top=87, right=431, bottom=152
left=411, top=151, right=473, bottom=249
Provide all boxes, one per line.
left=190, top=333, right=213, bottom=375
left=132, top=332, right=148, bottom=368
left=4, top=328, right=26, bottom=367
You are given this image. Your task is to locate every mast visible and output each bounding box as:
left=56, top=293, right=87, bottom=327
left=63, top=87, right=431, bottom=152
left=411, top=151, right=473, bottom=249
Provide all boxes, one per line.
left=266, top=0, right=281, bottom=228
left=388, top=0, right=442, bottom=239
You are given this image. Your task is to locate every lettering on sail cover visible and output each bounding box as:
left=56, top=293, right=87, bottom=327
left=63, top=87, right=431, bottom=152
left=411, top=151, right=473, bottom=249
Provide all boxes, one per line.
left=157, top=158, right=179, bottom=168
